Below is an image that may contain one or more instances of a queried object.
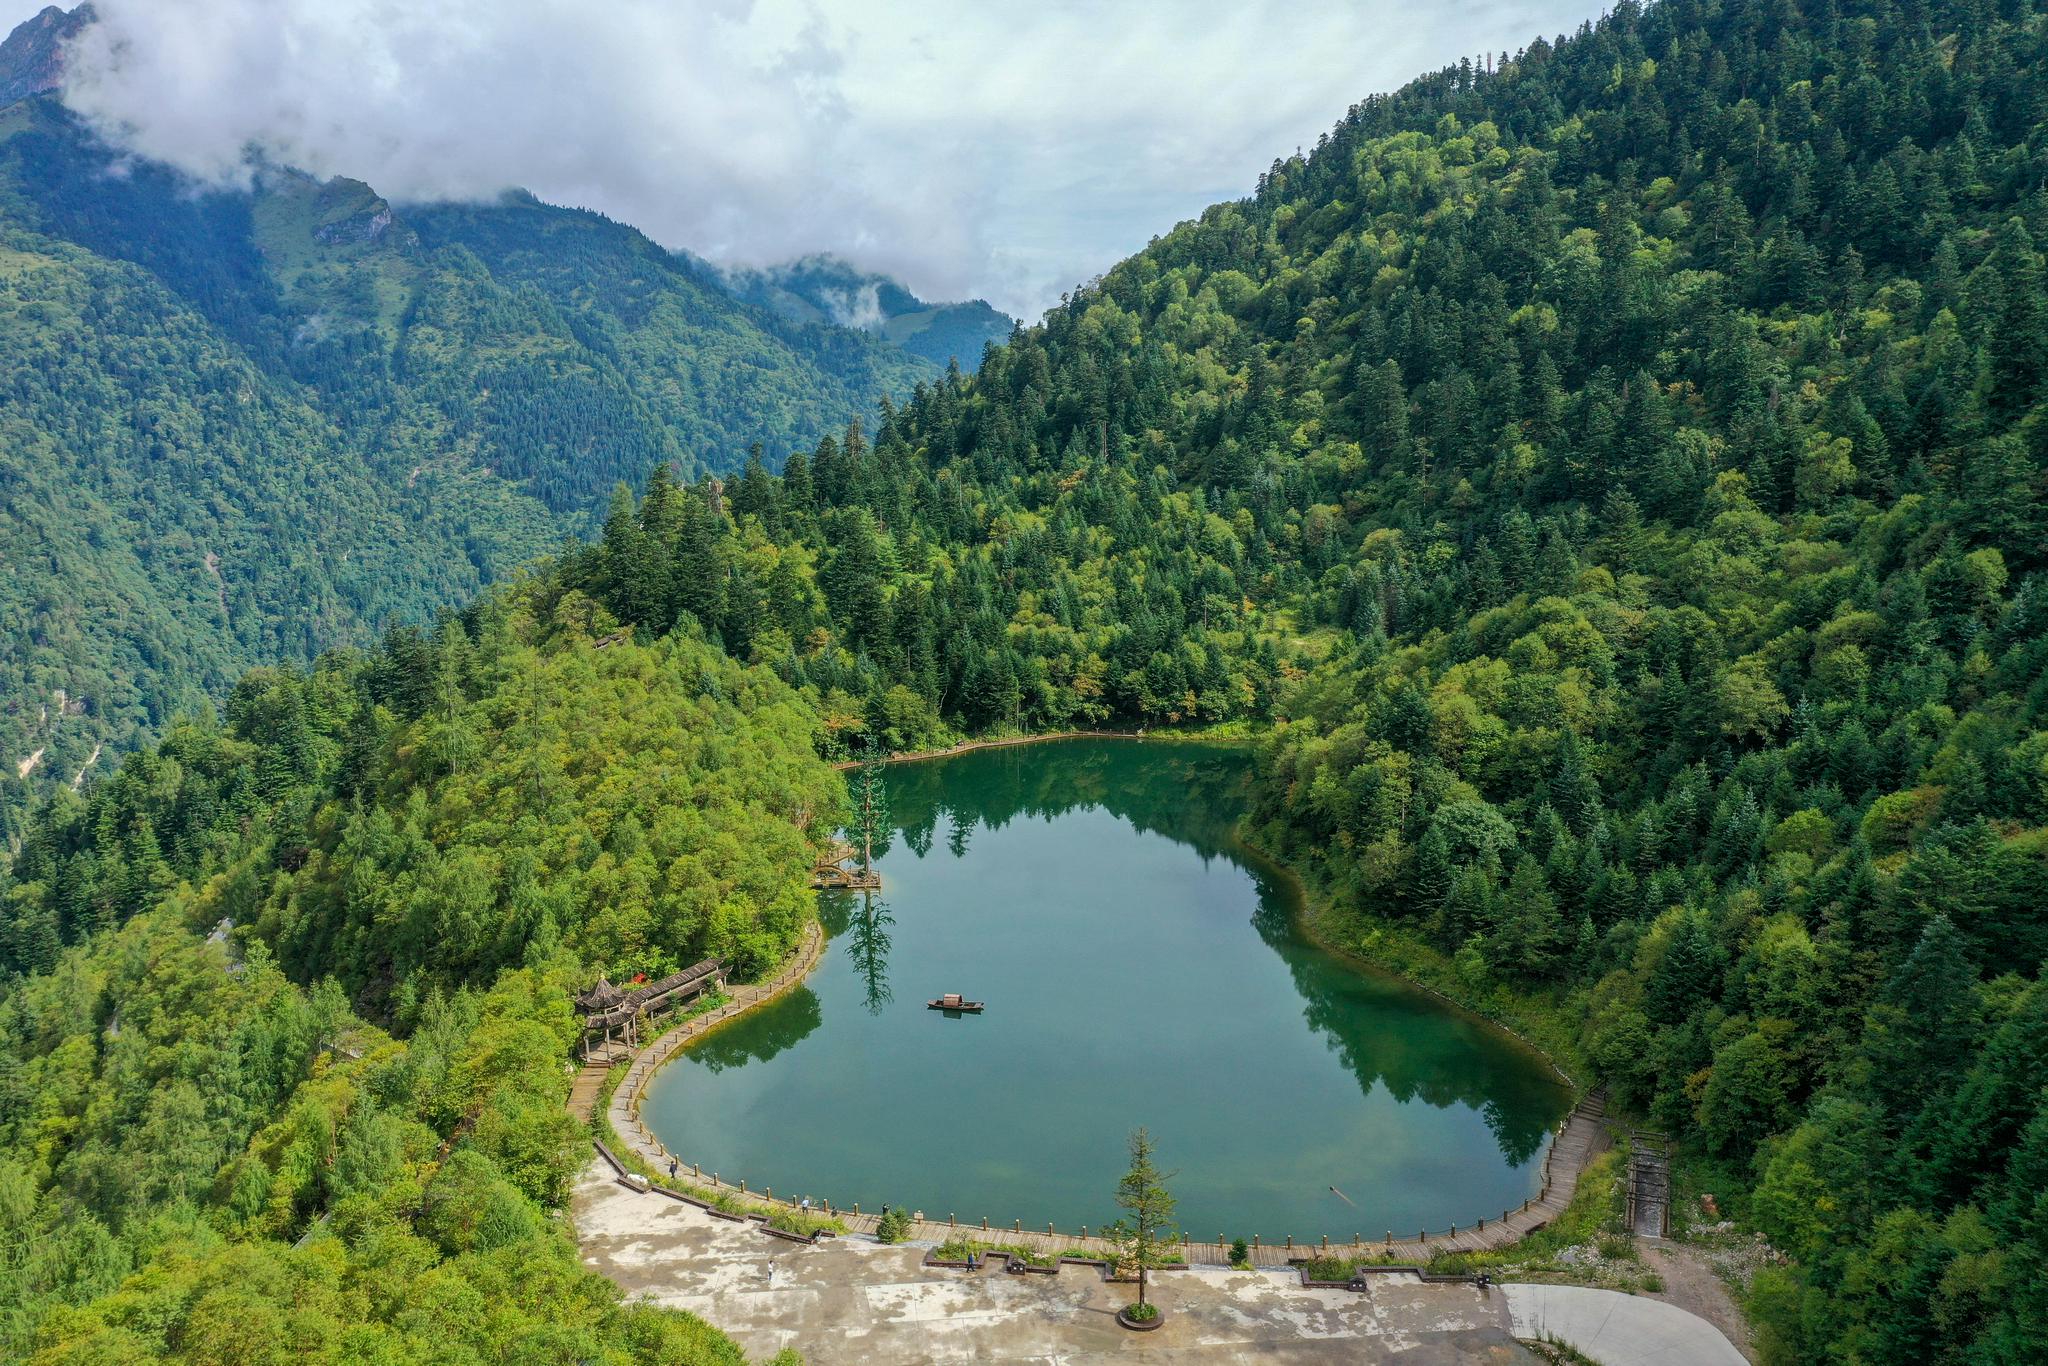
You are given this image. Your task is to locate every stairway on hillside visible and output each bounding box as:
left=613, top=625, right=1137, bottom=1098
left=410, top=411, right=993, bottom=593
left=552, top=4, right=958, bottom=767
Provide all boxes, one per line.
left=1628, top=1130, right=1672, bottom=1238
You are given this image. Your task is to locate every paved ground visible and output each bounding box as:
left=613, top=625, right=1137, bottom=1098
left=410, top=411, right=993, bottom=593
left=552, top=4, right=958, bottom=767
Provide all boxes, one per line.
left=1503, top=1284, right=1748, bottom=1366
left=573, top=1160, right=1536, bottom=1364
left=1637, top=1240, right=1755, bottom=1362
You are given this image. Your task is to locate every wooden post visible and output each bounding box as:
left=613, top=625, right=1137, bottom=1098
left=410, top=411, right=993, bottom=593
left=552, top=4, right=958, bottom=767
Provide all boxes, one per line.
left=981, top=1217, right=988, bottom=1231
left=1285, top=1235, right=1292, bottom=1251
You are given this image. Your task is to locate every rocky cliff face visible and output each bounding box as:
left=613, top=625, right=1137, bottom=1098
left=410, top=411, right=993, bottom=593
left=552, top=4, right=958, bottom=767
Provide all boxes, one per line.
left=0, top=5, right=92, bottom=110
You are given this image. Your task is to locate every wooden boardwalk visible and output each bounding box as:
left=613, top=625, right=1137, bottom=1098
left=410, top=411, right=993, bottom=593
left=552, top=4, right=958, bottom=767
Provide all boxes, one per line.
left=568, top=1053, right=616, bottom=1125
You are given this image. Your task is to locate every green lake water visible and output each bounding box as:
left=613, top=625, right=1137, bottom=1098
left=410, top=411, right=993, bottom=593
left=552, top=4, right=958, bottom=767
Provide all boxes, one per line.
left=641, top=739, right=1570, bottom=1243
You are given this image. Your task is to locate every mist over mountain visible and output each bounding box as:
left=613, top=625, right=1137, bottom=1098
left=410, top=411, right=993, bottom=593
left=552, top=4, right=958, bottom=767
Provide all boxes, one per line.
left=5, top=0, right=1610, bottom=318
left=705, top=254, right=1015, bottom=372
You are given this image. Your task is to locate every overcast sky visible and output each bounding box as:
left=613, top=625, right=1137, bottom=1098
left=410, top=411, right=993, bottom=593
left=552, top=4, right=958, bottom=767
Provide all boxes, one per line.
left=10, top=0, right=1608, bottom=319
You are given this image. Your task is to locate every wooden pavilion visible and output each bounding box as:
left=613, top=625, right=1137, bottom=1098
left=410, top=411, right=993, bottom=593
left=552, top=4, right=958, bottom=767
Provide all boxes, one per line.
left=577, top=958, right=724, bottom=1061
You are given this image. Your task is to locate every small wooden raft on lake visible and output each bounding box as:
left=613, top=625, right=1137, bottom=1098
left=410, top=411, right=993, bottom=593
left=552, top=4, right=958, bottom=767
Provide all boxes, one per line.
left=928, top=993, right=984, bottom=1013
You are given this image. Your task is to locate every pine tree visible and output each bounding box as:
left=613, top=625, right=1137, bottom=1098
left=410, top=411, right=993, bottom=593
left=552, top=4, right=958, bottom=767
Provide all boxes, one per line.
left=1984, top=218, right=2046, bottom=419
left=1103, top=1128, right=1178, bottom=1318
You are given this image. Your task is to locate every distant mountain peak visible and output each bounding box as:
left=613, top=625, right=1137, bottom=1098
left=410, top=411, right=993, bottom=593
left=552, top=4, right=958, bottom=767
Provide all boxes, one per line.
left=0, top=4, right=93, bottom=110
left=710, top=254, right=1015, bottom=372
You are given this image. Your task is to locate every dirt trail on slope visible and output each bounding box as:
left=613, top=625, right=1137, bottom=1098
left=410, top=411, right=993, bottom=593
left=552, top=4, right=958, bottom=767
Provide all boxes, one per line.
left=1640, top=1239, right=1755, bottom=1362
left=203, top=551, right=229, bottom=617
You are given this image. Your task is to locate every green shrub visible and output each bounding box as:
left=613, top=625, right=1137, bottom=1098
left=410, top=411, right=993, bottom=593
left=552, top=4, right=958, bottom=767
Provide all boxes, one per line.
left=1596, top=1234, right=1639, bottom=1263
left=419, top=1150, right=544, bottom=1255
left=875, top=1206, right=912, bottom=1243
left=1303, top=1255, right=1360, bottom=1281
left=768, top=1208, right=846, bottom=1238
left=1229, top=1237, right=1250, bottom=1266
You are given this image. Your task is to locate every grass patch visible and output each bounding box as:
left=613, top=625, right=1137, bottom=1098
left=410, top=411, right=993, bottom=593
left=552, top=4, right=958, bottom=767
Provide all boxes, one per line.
left=931, top=1238, right=1111, bottom=1267
left=1297, top=1248, right=1428, bottom=1278
left=1302, top=1255, right=1362, bottom=1280
left=1522, top=1336, right=1601, bottom=1364
left=768, top=1208, right=848, bottom=1238
left=1596, top=1233, right=1641, bottom=1263
left=1423, top=1140, right=1631, bottom=1278
left=933, top=1237, right=1060, bottom=1267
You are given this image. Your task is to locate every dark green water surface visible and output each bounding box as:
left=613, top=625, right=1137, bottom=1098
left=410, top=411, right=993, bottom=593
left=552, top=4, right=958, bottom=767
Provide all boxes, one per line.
left=642, top=740, right=1569, bottom=1242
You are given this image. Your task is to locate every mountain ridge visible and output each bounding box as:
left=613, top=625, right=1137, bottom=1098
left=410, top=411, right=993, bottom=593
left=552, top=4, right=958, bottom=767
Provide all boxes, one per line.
left=704, top=252, right=1016, bottom=372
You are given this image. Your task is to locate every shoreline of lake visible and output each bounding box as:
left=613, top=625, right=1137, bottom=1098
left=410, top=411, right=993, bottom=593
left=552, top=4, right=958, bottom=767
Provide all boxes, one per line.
left=643, top=738, right=1573, bottom=1241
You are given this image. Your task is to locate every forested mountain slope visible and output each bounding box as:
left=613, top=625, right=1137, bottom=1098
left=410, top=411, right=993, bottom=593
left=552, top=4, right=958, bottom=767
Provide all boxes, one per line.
left=0, top=10, right=933, bottom=830
left=536, top=0, right=2048, bottom=1358
left=0, top=581, right=834, bottom=1360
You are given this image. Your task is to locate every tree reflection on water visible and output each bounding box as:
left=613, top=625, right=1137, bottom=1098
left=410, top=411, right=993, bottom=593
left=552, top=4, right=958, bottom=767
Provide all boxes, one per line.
left=846, top=891, right=894, bottom=1014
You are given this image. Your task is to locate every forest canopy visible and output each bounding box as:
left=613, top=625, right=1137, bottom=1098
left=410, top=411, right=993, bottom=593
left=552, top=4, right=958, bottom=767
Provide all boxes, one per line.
left=0, top=584, right=838, bottom=1360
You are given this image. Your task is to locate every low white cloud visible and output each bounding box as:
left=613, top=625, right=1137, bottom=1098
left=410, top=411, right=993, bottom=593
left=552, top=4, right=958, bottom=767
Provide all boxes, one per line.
left=30, top=0, right=1608, bottom=318
left=818, top=282, right=885, bottom=332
